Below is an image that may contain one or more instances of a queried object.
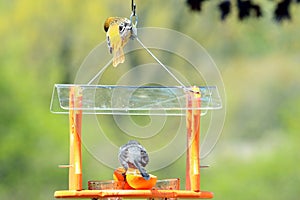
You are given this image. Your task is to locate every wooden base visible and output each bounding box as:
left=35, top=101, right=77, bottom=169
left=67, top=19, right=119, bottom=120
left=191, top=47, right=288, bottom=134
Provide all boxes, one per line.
left=54, top=189, right=213, bottom=199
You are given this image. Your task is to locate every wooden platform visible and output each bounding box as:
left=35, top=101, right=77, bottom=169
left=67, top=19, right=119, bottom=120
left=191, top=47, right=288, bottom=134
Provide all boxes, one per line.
left=54, top=189, right=214, bottom=199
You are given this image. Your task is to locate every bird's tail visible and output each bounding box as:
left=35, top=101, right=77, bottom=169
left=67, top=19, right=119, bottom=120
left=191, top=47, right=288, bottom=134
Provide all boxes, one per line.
left=113, top=48, right=125, bottom=67
left=134, top=160, right=150, bottom=180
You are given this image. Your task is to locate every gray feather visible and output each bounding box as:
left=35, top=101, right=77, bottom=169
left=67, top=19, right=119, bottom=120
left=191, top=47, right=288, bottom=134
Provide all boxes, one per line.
left=118, top=140, right=150, bottom=180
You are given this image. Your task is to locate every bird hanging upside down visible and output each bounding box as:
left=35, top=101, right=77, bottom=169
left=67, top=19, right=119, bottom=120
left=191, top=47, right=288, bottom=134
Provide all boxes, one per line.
left=104, top=17, right=135, bottom=67
left=118, top=140, right=150, bottom=180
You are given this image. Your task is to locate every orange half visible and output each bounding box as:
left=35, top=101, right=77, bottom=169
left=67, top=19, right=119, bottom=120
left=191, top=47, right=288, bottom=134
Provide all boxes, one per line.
left=126, top=169, right=157, bottom=189
left=113, top=167, right=133, bottom=189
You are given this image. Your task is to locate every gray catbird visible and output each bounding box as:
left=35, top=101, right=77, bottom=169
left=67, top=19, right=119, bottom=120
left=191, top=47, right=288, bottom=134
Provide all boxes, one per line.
left=118, top=140, right=150, bottom=180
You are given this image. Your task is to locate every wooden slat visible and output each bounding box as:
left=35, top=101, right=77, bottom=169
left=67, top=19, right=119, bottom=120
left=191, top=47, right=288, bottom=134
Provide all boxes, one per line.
left=54, top=189, right=213, bottom=199
left=68, top=86, right=83, bottom=191
left=186, top=87, right=201, bottom=191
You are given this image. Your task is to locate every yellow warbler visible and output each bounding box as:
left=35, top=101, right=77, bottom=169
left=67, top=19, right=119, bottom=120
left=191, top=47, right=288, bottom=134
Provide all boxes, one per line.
left=104, top=17, right=133, bottom=67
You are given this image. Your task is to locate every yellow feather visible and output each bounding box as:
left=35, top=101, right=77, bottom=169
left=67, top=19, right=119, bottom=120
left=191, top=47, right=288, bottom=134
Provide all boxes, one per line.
left=107, top=23, right=123, bottom=67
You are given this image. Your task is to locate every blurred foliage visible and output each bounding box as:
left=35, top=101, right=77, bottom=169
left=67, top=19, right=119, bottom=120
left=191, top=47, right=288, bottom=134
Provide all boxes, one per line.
left=0, top=0, right=300, bottom=199
left=186, top=0, right=299, bottom=23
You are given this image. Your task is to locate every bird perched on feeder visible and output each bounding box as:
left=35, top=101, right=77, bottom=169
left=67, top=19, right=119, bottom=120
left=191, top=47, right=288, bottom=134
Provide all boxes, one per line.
left=104, top=17, right=135, bottom=67
left=118, top=140, right=150, bottom=180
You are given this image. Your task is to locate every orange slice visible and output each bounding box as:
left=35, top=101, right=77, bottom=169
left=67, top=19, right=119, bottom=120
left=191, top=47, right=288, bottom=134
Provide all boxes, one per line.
left=126, top=169, right=157, bottom=189
left=113, top=167, right=126, bottom=181
left=113, top=167, right=133, bottom=189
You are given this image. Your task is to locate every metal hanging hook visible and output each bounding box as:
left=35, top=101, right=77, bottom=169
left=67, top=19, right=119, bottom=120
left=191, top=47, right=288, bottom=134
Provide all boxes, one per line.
left=130, top=0, right=138, bottom=27
left=130, top=0, right=138, bottom=38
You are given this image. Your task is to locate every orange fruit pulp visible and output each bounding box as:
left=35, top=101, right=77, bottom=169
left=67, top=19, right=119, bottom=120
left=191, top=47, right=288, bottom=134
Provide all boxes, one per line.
left=113, top=167, right=157, bottom=190
left=113, top=167, right=133, bottom=189
left=126, top=168, right=157, bottom=189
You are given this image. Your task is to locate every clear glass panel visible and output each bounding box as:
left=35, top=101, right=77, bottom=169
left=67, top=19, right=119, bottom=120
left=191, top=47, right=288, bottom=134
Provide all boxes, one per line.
left=50, top=84, right=222, bottom=116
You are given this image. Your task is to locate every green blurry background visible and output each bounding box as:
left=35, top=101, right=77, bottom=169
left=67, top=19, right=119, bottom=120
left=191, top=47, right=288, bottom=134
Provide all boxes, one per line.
left=1, top=0, right=299, bottom=199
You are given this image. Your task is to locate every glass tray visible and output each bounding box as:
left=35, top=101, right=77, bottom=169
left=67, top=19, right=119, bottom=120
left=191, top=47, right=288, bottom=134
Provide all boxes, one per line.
left=50, top=84, right=222, bottom=116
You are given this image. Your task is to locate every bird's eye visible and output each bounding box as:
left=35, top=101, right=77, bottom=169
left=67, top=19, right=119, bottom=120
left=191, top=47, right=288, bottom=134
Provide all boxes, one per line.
left=119, top=22, right=126, bottom=32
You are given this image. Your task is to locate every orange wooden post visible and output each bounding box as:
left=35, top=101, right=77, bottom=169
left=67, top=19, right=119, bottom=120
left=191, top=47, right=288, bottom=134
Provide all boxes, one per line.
left=186, top=91, right=192, bottom=190
left=186, top=86, right=201, bottom=192
left=69, top=86, right=83, bottom=191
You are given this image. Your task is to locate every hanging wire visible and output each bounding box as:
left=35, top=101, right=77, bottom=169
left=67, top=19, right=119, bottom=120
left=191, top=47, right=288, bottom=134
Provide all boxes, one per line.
left=128, top=0, right=187, bottom=89
left=87, top=59, right=112, bottom=85
left=88, top=38, right=188, bottom=89
left=131, top=0, right=136, bottom=16
left=135, top=37, right=188, bottom=90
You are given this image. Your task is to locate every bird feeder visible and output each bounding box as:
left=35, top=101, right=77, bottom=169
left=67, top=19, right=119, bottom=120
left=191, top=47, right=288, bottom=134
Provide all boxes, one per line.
left=50, top=13, right=223, bottom=197
left=50, top=82, right=222, bottom=199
